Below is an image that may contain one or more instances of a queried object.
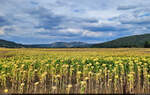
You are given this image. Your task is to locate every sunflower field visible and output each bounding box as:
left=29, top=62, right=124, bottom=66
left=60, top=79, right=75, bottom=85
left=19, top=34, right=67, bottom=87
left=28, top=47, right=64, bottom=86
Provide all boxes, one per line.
left=0, top=48, right=150, bottom=94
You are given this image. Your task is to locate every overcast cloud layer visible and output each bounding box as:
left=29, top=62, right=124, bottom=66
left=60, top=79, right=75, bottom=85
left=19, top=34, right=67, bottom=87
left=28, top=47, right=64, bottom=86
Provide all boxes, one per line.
left=0, top=0, right=150, bottom=44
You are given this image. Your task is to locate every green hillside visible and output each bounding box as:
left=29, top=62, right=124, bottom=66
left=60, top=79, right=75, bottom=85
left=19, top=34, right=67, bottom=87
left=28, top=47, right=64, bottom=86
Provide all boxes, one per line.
left=0, top=39, right=24, bottom=48
left=91, top=34, right=150, bottom=48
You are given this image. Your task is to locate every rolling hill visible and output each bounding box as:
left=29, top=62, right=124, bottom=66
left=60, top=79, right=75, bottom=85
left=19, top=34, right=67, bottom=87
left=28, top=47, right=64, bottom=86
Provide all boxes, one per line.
left=0, top=39, right=24, bottom=48
left=91, top=34, right=150, bottom=48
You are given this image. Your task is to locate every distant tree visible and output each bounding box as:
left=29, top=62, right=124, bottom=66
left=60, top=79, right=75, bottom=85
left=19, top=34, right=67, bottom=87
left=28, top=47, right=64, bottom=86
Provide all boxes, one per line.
left=144, top=41, right=150, bottom=48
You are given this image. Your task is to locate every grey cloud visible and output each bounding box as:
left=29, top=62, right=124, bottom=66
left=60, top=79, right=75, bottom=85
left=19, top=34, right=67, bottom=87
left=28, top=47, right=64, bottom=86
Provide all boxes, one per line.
left=0, top=16, right=10, bottom=26
left=26, top=6, right=65, bottom=30
left=117, top=5, right=137, bottom=10
left=120, top=15, right=150, bottom=25
left=38, top=31, right=80, bottom=37
left=84, top=25, right=128, bottom=32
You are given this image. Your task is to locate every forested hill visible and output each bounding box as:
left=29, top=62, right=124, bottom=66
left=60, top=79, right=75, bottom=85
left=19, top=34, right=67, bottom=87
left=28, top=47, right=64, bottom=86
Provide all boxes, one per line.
left=91, top=34, right=150, bottom=48
left=0, top=39, right=24, bottom=48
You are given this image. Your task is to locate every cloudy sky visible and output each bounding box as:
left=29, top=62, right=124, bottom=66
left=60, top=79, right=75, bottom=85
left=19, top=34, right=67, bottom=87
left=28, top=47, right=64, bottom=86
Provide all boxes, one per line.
left=0, top=0, right=150, bottom=44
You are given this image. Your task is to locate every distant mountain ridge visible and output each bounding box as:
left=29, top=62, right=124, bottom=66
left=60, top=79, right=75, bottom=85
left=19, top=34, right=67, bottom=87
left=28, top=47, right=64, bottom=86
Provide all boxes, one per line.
left=1, top=33, right=150, bottom=48
left=28, top=42, right=91, bottom=48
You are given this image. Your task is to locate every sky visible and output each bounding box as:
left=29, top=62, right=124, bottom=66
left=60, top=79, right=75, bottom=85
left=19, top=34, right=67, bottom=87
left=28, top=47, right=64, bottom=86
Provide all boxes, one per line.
left=0, top=0, right=150, bottom=44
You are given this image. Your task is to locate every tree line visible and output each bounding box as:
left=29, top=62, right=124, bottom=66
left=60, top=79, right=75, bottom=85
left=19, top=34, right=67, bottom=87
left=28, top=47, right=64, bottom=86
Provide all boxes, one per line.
left=144, top=41, right=150, bottom=48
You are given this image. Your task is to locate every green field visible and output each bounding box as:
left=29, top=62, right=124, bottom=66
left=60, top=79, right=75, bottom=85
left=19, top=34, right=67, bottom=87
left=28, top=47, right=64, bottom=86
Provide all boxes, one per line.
left=0, top=48, right=150, bottom=94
